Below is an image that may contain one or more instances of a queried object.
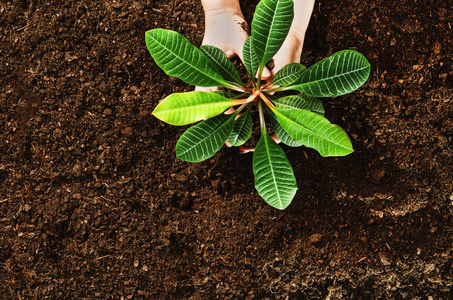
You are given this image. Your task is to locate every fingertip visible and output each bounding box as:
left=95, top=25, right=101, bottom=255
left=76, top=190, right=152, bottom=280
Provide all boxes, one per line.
left=195, top=86, right=220, bottom=92
left=261, top=67, right=272, bottom=80
left=225, top=49, right=236, bottom=59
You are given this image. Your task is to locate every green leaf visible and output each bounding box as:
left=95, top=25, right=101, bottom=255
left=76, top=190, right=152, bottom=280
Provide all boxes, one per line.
left=275, top=108, right=353, bottom=157
left=243, top=36, right=259, bottom=79
left=251, top=0, right=294, bottom=68
left=271, top=63, right=306, bottom=86
left=267, top=94, right=328, bottom=146
left=253, top=130, right=298, bottom=210
left=267, top=109, right=302, bottom=147
left=212, top=90, right=238, bottom=99
left=176, top=113, right=234, bottom=162
left=152, top=91, right=241, bottom=126
left=290, top=50, right=371, bottom=97
left=200, top=45, right=244, bottom=87
left=228, top=109, right=253, bottom=146
left=145, top=29, right=228, bottom=87
left=273, top=94, right=325, bottom=116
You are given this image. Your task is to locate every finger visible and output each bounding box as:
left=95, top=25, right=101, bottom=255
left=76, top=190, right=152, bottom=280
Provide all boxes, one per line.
left=224, top=49, right=237, bottom=60
left=239, top=146, right=255, bottom=153
left=195, top=86, right=220, bottom=92
left=270, top=133, right=281, bottom=144
left=224, top=107, right=236, bottom=114
left=261, top=66, right=272, bottom=81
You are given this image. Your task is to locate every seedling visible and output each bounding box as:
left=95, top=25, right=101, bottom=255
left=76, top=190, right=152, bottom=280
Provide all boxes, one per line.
left=145, top=0, right=370, bottom=209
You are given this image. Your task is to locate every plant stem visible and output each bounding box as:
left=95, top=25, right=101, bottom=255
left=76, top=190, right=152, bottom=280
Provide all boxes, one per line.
left=225, top=83, right=254, bottom=93
left=256, top=65, right=264, bottom=89
left=233, top=94, right=256, bottom=106
left=258, top=99, right=266, bottom=133
left=229, top=102, right=249, bottom=120
left=259, top=93, right=276, bottom=111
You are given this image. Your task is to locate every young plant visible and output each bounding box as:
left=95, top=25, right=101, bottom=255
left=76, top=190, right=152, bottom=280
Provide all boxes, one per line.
left=145, top=0, right=370, bottom=210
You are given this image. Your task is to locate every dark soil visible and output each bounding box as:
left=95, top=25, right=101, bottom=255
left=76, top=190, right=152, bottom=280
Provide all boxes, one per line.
left=1, top=0, right=453, bottom=299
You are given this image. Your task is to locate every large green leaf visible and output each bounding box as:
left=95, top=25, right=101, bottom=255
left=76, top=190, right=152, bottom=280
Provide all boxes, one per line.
left=243, top=36, right=259, bottom=79
left=251, top=0, right=294, bottom=68
left=145, top=29, right=227, bottom=87
left=289, top=50, right=371, bottom=97
left=228, top=109, right=253, bottom=146
left=200, top=45, right=244, bottom=87
left=268, top=94, right=325, bottom=147
left=273, top=94, right=325, bottom=116
left=253, top=130, right=298, bottom=210
left=268, top=109, right=302, bottom=147
left=271, top=63, right=306, bottom=86
left=275, top=108, right=353, bottom=157
left=176, top=114, right=234, bottom=162
left=152, top=91, right=241, bottom=126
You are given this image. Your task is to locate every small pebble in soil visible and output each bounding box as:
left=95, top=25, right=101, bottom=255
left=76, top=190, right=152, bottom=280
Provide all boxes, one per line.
left=53, top=128, right=63, bottom=138
left=309, top=233, right=323, bottom=244
left=375, top=129, right=384, bottom=136
left=123, top=127, right=133, bottom=136
left=73, top=164, right=82, bottom=177
left=103, top=108, right=112, bottom=116
left=138, top=110, right=149, bottom=120
left=372, top=169, right=386, bottom=181
left=174, top=174, right=188, bottom=183
left=179, top=195, right=193, bottom=210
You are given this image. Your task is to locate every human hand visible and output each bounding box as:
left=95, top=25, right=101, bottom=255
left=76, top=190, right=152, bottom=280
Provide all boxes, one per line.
left=196, top=0, right=272, bottom=92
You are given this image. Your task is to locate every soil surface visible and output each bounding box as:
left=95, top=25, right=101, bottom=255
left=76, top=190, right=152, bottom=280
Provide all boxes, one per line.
left=1, top=0, right=453, bottom=299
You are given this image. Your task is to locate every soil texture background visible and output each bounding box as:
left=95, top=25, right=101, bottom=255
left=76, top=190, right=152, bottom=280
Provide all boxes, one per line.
left=1, top=0, right=453, bottom=299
